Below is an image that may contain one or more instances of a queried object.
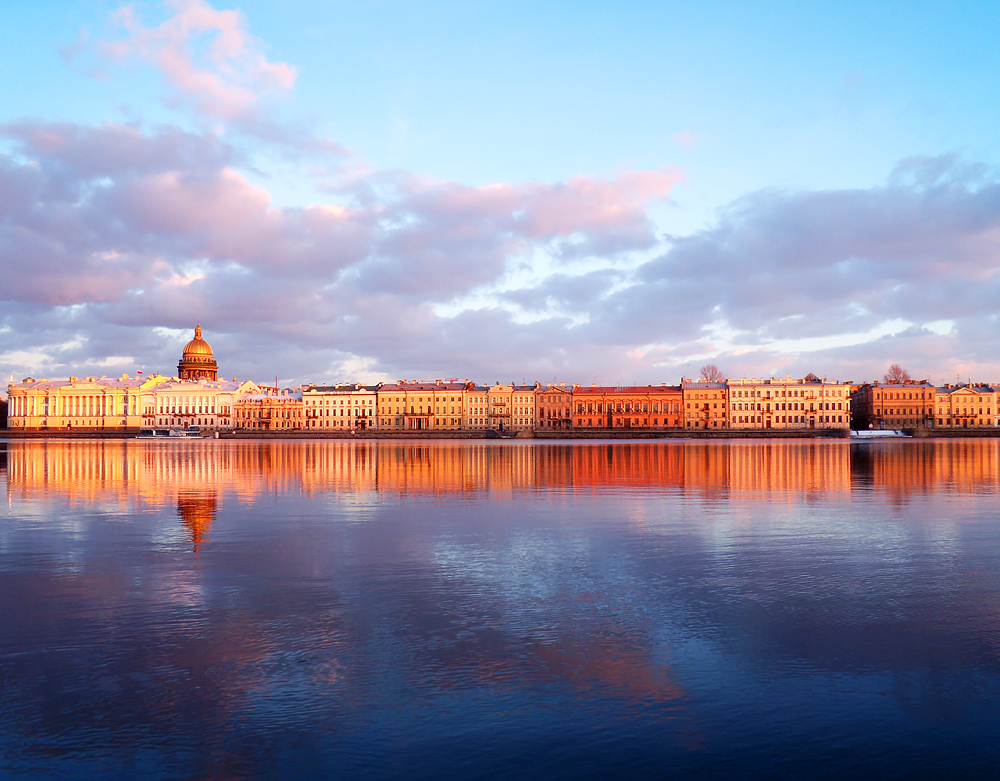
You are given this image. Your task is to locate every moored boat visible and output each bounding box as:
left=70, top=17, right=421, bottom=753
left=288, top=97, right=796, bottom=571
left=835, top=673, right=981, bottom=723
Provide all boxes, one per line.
left=137, top=427, right=202, bottom=439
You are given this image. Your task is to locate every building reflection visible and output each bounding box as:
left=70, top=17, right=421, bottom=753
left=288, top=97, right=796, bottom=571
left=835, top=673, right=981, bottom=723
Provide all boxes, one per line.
left=7, top=439, right=1000, bottom=519
left=3, top=438, right=997, bottom=500
left=851, top=440, right=1000, bottom=500
left=177, top=489, right=217, bottom=552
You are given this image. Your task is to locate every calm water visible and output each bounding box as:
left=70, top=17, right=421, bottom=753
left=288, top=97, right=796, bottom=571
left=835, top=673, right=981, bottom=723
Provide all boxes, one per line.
left=2, top=438, right=1000, bottom=779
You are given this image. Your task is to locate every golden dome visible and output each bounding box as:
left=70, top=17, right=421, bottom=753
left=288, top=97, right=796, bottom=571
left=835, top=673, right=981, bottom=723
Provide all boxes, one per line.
left=177, top=324, right=219, bottom=380
left=182, top=324, right=214, bottom=357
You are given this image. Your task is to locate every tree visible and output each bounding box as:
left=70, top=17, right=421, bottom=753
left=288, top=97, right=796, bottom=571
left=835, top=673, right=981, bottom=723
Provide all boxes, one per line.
left=699, top=364, right=726, bottom=382
left=883, top=363, right=911, bottom=384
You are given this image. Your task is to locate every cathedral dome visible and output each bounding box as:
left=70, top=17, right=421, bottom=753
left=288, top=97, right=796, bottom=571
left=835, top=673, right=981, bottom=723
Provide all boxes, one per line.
left=182, top=325, right=214, bottom=357
left=178, top=324, right=219, bottom=380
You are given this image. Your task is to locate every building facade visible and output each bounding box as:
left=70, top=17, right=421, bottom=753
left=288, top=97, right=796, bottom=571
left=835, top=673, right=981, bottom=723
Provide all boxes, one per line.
left=727, top=376, right=851, bottom=430
left=932, top=385, right=998, bottom=428
left=146, top=378, right=258, bottom=431
left=535, top=385, right=573, bottom=430
left=682, top=381, right=728, bottom=429
left=235, top=388, right=304, bottom=431
left=303, top=384, right=379, bottom=431
left=571, top=385, right=684, bottom=430
left=6, top=374, right=169, bottom=432
left=510, top=384, right=538, bottom=432
left=376, top=380, right=468, bottom=431
left=463, top=384, right=490, bottom=430
left=487, top=383, right=513, bottom=432
left=850, top=381, right=935, bottom=430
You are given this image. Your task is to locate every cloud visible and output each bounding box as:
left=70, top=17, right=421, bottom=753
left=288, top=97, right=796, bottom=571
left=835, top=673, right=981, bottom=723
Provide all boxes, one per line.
left=63, top=0, right=345, bottom=154
left=581, top=155, right=1000, bottom=380
left=672, top=130, right=701, bottom=149
left=97, top=0, right=296, bottom=120
left=4, top=118, right=1000, bottom=388
left=1, top=118, right=236, bottom=178
left=0, top=119, right=682, bottom=384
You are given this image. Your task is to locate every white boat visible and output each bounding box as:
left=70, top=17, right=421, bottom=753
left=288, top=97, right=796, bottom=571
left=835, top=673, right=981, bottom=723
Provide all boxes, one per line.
left=137, top=427, right=202, bottom=439
left=850, top=429, right=910, bottom=439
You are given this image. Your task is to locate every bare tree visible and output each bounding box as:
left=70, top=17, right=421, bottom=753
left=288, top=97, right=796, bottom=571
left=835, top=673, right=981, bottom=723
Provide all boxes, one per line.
left=699, top=364, right=726, bottom=382
left=883, top=363, right=911, bottom=384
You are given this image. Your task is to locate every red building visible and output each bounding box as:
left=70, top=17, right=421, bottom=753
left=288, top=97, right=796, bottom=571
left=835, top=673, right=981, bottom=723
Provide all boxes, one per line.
left=571, top=385, right=684, bottom=430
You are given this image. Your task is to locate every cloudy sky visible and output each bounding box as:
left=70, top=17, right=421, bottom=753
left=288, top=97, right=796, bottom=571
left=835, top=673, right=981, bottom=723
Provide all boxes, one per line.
left=3, top=0, right=1000, bottom=389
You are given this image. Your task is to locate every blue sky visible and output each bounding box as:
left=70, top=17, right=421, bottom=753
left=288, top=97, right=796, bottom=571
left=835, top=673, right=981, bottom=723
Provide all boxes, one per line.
left=3, top=0, right=1000, bottom=388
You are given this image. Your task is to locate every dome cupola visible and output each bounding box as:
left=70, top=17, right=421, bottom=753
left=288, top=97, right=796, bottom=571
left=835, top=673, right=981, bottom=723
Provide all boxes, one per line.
left=178, top=324, right=219, bottom=380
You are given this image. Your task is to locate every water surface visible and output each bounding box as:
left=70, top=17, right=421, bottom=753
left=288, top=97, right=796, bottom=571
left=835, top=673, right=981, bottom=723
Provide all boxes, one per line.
left=2, top=439, right=1000, bottom=778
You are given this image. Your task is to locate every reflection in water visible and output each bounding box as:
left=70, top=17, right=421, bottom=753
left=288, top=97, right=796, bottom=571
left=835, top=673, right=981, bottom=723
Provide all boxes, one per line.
left=2, top=439, right=848, bottom=498
left=6, top=439, right=1000, bottom=508
left=2, top=439, right=1000, bottom=778
left=177, top=489, right=217, bottom=552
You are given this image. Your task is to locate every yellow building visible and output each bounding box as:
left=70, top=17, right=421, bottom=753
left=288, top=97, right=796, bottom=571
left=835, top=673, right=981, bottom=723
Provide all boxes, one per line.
left=6, top=373, right=169, bottom=432
left=235, top=388, right=304, bottom=431
left=463, top=384, right=491, bottom=430
left=376, top=380, right=468, bottom=431
left=511, top=384, right=538, bottom=432
left=850, top=381, right=935, bottom=430
left=4, top=324, right=251, bottom=434
left=682, top=381, right=728, bottom=429
left=727, top=376, right=851, bottom=430
left=487, top=383, right=514, bottom=432
left=933, top=384, right=998, bottom=428
left=303, top=384, right=379, bottom=431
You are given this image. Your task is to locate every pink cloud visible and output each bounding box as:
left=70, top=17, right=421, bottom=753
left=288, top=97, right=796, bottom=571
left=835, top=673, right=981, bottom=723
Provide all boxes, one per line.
left=381, top=168, right=683, bottom=268
left=19, top=120, right=1000, bottom=387
left=519, top=170, right=681, bottom=239
left=97, top=0, right=297, bottom=120
left=672, top=130, right=701, bottom=149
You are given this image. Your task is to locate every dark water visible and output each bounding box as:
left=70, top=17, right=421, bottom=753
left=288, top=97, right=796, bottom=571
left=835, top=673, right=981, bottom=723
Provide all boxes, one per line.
left=2, top=439, right=1000, bottom=779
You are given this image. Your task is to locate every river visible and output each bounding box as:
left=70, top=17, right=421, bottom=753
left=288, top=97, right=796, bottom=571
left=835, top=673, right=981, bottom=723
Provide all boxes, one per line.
left=2, top=439, right=999, bottom=778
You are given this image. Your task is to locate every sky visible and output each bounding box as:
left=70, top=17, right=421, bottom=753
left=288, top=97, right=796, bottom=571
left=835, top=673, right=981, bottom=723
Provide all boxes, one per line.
left=3, top=0, right=1000, bottom=389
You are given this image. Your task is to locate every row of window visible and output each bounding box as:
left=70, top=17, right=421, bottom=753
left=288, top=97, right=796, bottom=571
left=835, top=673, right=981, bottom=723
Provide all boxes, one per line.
left=575, top=402, right=680, bottom=414
left=731, top=389, right=844, bottom=398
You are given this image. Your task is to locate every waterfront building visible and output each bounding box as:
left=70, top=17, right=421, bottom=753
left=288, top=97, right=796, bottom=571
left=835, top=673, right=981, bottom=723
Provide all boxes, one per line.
left=303, top=384, right=380, bottom=431
left=146, top=378, right=259, bottom=431
left=5, top=324, right=246, bottom=434
left=932, top=384, right=998, bottom=428
left=682, top=381, right=728, bottom=429
left=727, top=376, right=851, bottom=430
left=376, top=380, right=468, bottom=431
left=463, top=384, right=491, bottom=430
left=6, top=373, right=170, bottom=432
left=511, top=384, right=538, bottom=432
left=571, top=385, right=684, bottom=430
left=487, top=383, right=514, bottom=432
left=571, top=386, right=602, bottom=429
left=535, top=384, right=573, bottom=430
left=235, top=388, right=304, bottom=432
left=377, top=382, right=407, bottom=430
left=850, top=381, right=935, bottom=430
left=177, top=324, right=219, bottom=381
